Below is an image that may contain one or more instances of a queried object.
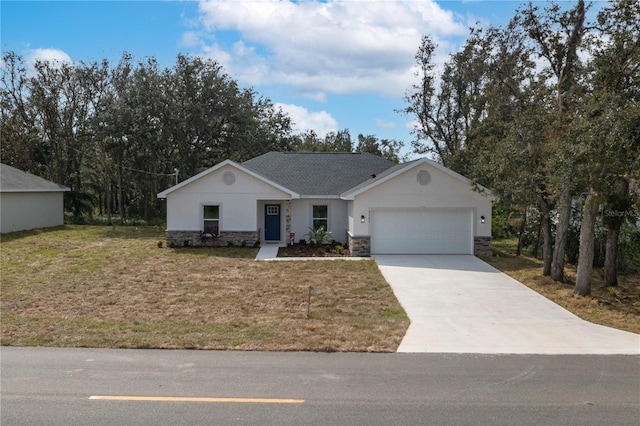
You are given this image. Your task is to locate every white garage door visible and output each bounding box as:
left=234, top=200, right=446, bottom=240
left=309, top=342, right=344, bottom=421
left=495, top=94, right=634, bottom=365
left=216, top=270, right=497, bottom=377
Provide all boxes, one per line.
left=371, top=209, right=473, bottom=254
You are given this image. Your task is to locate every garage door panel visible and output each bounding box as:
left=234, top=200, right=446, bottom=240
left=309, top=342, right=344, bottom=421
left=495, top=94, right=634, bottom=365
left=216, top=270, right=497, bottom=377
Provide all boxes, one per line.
left=371, top=209, right=472, bottom=254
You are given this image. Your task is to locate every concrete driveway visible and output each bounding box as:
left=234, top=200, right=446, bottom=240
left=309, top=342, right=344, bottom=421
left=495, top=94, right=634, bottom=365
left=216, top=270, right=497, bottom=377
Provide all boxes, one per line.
left=375, top=255, right=640, bottom=354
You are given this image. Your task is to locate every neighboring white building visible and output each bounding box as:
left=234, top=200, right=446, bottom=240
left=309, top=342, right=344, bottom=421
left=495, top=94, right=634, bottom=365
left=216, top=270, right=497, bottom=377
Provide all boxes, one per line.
left=0, top=164, right=70, bottom=233
left=158, top=152, right=494, bottom=256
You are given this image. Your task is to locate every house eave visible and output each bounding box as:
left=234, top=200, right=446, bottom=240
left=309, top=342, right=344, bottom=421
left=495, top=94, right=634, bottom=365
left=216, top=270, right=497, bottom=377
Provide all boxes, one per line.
left=299, top=195, right=342, bottom=199
left=0, top=187, right=71, bottom=193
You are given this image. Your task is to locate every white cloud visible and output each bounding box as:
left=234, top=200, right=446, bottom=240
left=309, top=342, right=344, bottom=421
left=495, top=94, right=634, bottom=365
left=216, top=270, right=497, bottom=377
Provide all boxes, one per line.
left=193, top=0, right=467, bottom=99
left=375, top=118, right=396, bottom=129
left=275, top=103, right=338, bottom=137
left=405, top=118, right=419, bottom=131
left=27, top=48, right=73, bottom=67
left=301, top=91, right=328, bottom=103
left=179, top=31, right=202, bottom=48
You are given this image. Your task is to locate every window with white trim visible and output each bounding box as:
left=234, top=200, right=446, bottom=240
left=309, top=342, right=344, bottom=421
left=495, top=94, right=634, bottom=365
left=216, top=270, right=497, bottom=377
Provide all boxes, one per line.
left=312, top=205, right=328, bottom=230
left=203, top=205, right=219, bottom=235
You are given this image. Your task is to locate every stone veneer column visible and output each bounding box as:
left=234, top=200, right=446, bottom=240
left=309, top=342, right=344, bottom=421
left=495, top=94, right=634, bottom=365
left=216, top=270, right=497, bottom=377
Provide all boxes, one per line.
left=348, top=233, right=371, bottom=257
left=474, top=236, right=493, bottom=256
left=285, top=200, right=292, bottom=242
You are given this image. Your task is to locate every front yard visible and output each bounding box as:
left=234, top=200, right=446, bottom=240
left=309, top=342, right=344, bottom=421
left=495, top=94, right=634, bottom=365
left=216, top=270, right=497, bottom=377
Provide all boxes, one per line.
left=2, top=226, right=637, bottom=351
left=0, top=226, right=409, bottom=351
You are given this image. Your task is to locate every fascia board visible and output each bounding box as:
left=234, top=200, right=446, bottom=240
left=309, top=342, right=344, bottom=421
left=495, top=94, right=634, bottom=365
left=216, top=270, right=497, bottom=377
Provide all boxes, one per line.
left=1, top=187, right=71, bottom=193
left=299, top=195, right=341, bottom=199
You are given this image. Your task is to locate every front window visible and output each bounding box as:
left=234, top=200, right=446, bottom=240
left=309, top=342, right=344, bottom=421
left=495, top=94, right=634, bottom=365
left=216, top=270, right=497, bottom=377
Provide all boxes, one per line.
left=312, top=205, right=328, bottom=230
left=204, top=205, right=219, bottom=235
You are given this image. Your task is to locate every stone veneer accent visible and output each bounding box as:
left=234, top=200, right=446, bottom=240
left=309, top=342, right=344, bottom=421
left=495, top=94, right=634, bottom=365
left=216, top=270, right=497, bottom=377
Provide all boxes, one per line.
left=285, top=200, right=292, bottom=243
left=474, top=236, right=493, bottom=257
left=166, top=230, right=259, bottom=248
left=348, top=233, right=371, bottom=257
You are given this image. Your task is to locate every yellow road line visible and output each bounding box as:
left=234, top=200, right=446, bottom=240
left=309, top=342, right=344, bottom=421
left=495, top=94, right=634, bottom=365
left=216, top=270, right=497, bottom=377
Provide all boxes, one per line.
left=89, top=395, right=305, bottom=404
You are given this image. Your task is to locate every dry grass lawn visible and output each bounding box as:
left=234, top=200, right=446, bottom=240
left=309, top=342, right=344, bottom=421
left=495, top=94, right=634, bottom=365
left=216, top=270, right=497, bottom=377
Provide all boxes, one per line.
left=482, top=240, right=640, bottom=335
left=4, top=227, right=635, bottom=351
left=1, top=226, right=409, bottom=352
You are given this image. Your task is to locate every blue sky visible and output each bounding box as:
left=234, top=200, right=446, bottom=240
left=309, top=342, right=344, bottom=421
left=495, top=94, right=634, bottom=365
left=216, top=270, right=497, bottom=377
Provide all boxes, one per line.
left=1, top=1, right=593, bottom=156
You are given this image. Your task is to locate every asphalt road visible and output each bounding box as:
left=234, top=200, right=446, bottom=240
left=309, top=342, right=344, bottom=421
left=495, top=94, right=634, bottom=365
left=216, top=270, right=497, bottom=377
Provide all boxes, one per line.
left=2, top=347, right=639, bottom=425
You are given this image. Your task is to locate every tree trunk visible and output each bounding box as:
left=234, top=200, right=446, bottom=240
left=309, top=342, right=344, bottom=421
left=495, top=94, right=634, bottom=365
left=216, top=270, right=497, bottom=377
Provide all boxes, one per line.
left=603, top=177, right=629, bottom=287
left=551, top=188, right=571, bottom=282
left=533, top=216, right=542, bottom=259
left=574, top=192, right=599, bottom=296
left=117, top=163, right=125, bottom=221
left=604, top=223, right=621, bottom=287
left=105, top=172, right=112, bottom=226
left=516, top=207, right=527, bottom=257
left=541, top=210, right=553, bottom=276
left=102, top=152, right=112, bottom=226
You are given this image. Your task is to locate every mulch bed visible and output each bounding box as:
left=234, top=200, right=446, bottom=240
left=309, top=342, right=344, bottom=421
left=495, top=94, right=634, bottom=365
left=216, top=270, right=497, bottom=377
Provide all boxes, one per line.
left=277, top=243, right=351, bottom=258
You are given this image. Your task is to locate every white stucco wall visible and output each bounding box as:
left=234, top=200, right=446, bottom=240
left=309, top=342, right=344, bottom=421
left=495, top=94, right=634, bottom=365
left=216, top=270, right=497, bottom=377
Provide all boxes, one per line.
left=164, top=165, right=290, bottom=232
left=290, top=199, right=348, bottom=243
left=0, top=192, right=65, bottom=233
left=349, top=164, right=492, bottom=237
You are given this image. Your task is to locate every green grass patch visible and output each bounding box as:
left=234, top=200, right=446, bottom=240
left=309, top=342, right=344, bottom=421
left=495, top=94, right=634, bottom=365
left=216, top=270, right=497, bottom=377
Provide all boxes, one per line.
left=379, top=308, right=407, bottom=320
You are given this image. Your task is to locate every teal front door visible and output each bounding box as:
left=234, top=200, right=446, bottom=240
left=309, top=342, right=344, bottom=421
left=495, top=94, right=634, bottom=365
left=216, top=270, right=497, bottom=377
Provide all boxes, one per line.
left=264, top=204, right=281, bottom=241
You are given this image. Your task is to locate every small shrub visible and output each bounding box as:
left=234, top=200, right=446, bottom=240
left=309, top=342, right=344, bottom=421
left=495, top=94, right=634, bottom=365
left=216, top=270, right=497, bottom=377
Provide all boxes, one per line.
left=607, top=286, right=620, bottom=297
left=306, top=226, right=333, bottom=246
left=241, top=240, right=247, bottom=248
left=298, top=239, right=307, bottom=245
left=168, top=241, right=175, bottom=248
left=335, top=244, right=344, bottom=255
left=157, top=240, right=164, bottom=248
left=227, top=241, right=235, bottom=248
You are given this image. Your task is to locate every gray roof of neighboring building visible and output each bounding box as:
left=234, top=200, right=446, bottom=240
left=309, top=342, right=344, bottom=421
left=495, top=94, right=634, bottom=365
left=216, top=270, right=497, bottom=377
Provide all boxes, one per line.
left=0, top=164, right=70, bottom=192
left=242, top=152, right=396, bottom=196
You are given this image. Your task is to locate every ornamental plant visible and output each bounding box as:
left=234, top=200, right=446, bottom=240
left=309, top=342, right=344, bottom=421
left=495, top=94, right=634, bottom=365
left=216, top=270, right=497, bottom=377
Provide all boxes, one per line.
left=305, top=226, right=332, bottom=246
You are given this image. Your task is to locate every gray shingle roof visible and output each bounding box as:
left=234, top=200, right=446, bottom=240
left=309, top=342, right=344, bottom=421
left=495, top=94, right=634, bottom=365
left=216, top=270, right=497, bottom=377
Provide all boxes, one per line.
left=242, top=152, right=396, bottom=196
left=0, top=164, right=70, bottom=192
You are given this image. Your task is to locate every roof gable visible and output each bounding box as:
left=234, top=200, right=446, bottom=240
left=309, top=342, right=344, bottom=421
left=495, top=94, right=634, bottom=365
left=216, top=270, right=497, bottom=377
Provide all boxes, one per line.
left=242, top=152, right=395, bottom=197
left=157, top=159, right=299, bottom=198
left=0, top=164, right=70, bottom=192
left=341, top=158, right=493, bottom=199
